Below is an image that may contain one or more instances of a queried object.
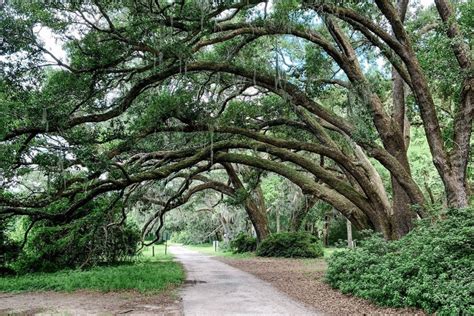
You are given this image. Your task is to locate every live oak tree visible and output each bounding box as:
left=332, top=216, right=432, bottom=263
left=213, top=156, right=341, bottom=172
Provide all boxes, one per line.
left=0, top=0, right=472, bottom=250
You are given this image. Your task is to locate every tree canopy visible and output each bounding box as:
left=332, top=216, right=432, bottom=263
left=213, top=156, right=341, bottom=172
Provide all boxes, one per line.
left=0, top=0, right=472, bottom=253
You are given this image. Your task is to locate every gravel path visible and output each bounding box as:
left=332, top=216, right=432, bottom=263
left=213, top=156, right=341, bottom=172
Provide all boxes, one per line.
left=218, top=257, right=425, bottom=315
left=170, top=245, right=318, bottom=315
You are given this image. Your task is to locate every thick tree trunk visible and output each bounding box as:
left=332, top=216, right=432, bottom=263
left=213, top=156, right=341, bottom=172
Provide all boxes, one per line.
left=219, top=215, right=232, bottom=243
left=444, top=174, right=470, bottom=208
left=223, top=163, right=270, bottom=242
left=325, top=16, right=422, bottom=239
left=390, top=51, right=416, bottom=238
left=387, top=0, right=418, bottom=239
left=251, top=184, right=271, bottom=240
left=434, top=0, right=473, bottom=208
left=376, top=0, right=472, bottom=209
left=243, top=198, right=270, bottom=242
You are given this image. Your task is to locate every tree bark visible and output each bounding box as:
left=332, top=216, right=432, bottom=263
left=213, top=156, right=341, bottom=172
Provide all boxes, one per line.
left=434, top=0, right=473, bottom=208
left=222, top=163, right=270, bottom=242
left=323, top=214, right=330, bottom=247
left=324, top=17, right=422, bottom=239
left=388, top=0, right=418, bottom=239
left=290, top=195, right=317, bottom=232
left=375, top=0, right=472, bottom=208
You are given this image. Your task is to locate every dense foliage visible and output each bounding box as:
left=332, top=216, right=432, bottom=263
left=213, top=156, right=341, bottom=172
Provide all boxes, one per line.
left=13, top=207, right=141, bottom=273
left=230, top=233, right=257, bottom=253
left=256, top=232, right=323, bottom=258
left=165, top=200, right=247, bottom=245
left=0, top=1, right=472, bottom=308
left=171, top=231, right=196, bottom=245
left=1, top=0, right=472, bottom=249
left=0, top=218, right=19, bottom=275
left=326, top=208, right=474, bottom=314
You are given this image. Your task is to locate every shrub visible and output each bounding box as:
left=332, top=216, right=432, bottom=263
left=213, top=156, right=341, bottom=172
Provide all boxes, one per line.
left=14, top=220, right=140, bottom=273
left=13, top=205, right=141, bottom=273
left=230, top=233, right=257, bottom=253
left=171, top=231, right=194, bottom=245
left=256, top=232, right=323, bottom=258
left=326, top=208, right=474, bottom=315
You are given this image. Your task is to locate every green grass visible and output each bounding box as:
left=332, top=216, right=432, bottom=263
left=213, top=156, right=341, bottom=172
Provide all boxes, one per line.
left=138, top=243, right=174, bottom=261
left=323, top=247, right=340, bottom=258
left=183, top=243, right=255, bottom=259
left=0, top=244, right=184, bottom=293
left=184, top=243, right=340, bottom=259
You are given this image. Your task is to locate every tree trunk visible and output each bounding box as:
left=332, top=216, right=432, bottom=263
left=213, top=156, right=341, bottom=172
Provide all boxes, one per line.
left=290, top=195, right=317, bottom=232
left=376, top=0, right=472, bottom=209
left=324, top=17, right=421, bottom=239
left=434, top=0, right=472, bottom=208
left=390, top=67, right=416, bottom=238
left=388, top=0, right=418, bottom=239
left=323, top=214, right=330, bottom=247
left=219, top=215, right=232, bottom=243
left=243, top=198, right=270, bottom=242
left=223, top=163, right=270, bottom=242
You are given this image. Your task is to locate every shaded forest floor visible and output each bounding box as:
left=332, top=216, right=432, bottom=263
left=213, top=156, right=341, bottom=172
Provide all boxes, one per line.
left=218, top=256, right=426, bottom=315
left=0, top=290, right=182, bottom=315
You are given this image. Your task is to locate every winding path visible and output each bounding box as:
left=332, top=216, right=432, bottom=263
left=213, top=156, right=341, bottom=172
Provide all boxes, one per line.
left=170, top=245, right=318, bottom=315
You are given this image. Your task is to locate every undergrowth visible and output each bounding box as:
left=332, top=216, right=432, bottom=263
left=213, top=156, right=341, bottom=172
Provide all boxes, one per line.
left=326, top=208, right=474, bottom=315
left=256, top=232, right=323, bottom=258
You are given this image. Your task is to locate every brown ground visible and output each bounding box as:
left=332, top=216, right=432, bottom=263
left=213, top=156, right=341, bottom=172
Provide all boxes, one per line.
left=0, top=290, right=182, bottom=316
left=218, top=257, right=426, bottom=315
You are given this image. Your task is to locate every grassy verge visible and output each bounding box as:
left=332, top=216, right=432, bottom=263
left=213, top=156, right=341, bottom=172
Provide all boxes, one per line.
left=138, top=243, right=174, bottom=261
left=183, top=243, right=255, bottom=259
left=184, top=243, right=340, bottom=259
left=323, top=247, right=343, bottom=258
left=0, top=244, right=184, bottom=293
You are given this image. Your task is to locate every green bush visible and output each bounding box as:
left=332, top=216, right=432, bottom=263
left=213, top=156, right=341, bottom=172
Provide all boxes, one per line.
left=12, top=200, right=141, bottom=274
left=171, top=231, right=195, bottom=245
left=230, top=233, right=257, bottom=253
left=256, top=232, right=323, bottom=258
left=14, top=219, right=140, bottom=273
left=326, top=208, right=474, bottom=315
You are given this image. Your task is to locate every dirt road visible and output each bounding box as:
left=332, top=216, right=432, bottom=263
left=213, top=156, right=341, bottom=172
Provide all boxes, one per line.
left=170, top=245, right=318, bottom=315
left=219, top=256, right=425, bottom=315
